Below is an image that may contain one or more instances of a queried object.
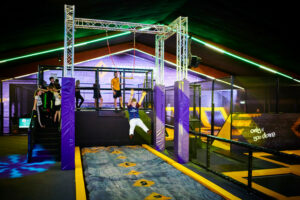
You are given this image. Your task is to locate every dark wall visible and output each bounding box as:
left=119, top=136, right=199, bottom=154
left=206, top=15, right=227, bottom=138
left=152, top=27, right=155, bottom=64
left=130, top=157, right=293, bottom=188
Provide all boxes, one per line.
left=9, top=84, right=36, bottom=133
left=75, top=111, right=131, bottom=146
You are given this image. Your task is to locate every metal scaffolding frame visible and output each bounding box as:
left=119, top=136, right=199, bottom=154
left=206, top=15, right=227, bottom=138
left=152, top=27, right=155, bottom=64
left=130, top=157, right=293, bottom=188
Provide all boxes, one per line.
left=64, top=5, right=75, bottom=78
left=64, top=4, right=188, bottom=83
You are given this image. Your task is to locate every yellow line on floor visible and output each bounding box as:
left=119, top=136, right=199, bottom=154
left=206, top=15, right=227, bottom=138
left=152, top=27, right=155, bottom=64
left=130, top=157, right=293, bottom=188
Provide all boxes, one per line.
left=75, top=146, right=87, bottom=200
left=223, top=169, right=294, bottom=200
left=142, top=144, right=241, bottom=200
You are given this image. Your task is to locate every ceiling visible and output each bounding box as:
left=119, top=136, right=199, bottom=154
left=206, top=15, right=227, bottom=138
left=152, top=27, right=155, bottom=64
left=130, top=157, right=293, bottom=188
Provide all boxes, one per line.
left=0, top=0, right=299, bottom=76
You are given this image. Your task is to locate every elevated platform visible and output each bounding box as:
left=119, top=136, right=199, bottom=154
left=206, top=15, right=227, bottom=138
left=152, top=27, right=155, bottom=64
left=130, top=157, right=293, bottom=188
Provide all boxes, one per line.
left=75, top=110, right=131, bottom=146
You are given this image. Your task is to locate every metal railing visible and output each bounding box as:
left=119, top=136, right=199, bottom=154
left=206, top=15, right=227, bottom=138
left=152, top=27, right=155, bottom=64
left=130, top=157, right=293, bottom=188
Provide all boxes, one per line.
left=38, top=65, right=154, bottom=110
left=27, top=110, right=37, bottom=163
left=165, top=124, right=300, bottom=190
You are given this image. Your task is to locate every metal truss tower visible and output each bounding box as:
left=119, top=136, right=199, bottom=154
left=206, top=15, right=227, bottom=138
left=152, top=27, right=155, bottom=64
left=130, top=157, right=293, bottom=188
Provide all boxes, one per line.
left=64, top=5, right=188, bottom=83
left=64, top=5, right=75, bottom=77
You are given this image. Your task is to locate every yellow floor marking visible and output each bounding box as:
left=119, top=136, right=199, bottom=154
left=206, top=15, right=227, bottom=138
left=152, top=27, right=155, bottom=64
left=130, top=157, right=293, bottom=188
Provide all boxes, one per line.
left=225, top=150, right=300, bottom=200
left=133, top=179, right=155, bottom=187
left=111, top=150, right=124, bottom=154
left=75, top=147, right=87, bottom=200
left=116, top=156, right=127, bottom=159
left=142, top=144, right=241, bottom=200
left=144, top=192, right=172, bottom=200
left=118, top=162, right=136, bottom=168
left=126, top=170, right=142, bottom=175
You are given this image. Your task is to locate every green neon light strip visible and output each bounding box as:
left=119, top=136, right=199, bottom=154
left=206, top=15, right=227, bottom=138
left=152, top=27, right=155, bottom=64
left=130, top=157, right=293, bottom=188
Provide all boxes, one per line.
left=0, top=27, right=299, bottom=83
left=134, top=48, right=245, bottom=90
left=191, top=36, right=299, bottom=82
left=0, top=31, right=131, bottom=64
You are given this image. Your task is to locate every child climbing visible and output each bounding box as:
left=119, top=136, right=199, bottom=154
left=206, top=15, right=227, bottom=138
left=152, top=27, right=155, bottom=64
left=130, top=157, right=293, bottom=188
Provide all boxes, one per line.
left=127, top=89, right=152, bottom=139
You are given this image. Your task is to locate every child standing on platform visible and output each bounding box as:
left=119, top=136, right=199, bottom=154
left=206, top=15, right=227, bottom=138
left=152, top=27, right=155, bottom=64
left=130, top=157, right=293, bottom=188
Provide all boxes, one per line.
left=127, top=89, right=151, bottom=139
left=111, top=72, right=123, bottom=110
left=75, top=80, right=84, bottom=110
left=93, top=83, right=103, bottom=109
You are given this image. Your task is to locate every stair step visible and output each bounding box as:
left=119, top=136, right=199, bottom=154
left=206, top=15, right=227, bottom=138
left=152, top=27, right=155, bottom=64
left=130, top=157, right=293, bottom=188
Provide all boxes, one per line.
left=35, top=136, right=60, bottom=140
left=35, top=133, right=60, bottom=138
left=33, top=148, right=60, bottom=156
left=31, top=155, right=60, bottom=162
left=35, top=137, right=60, bottom=143
left=36, top=131, right=60, bottom=134
left=34, top=143, right=60, bottom=148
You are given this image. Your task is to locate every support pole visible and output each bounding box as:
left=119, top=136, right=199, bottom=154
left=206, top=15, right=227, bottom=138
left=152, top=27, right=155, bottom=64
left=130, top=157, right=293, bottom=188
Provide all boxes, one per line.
left=145, top=72, right=149, bottom=108
left=211, top=80, right=215, bottom=136
left=230, top=76, right=234, bottom=147
left=64, top=5, right=75, bottom=77
left=174, top=79, right=190, bottom=163
left=95, top=69, right=99, bottom=110
left=61, top=77, right=75, bottom=170
left=123, top=70, right=126, bottom=108
left=193, top=85, right=196, bottom=119
left=199, top=85, right=202, bottom=133
left=153, top=85, right=165, bottom=151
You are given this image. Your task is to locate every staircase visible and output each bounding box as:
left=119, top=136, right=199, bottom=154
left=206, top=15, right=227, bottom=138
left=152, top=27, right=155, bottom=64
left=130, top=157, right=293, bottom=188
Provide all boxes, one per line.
left=31, top=127, right=61, bottom=162
left=27, top=111, right=61, bottom=163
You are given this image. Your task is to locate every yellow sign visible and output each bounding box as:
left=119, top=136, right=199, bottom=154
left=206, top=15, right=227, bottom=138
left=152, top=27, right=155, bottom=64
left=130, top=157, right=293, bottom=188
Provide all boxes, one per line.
left=118, top=162, right=136, bottom=168
left=81, top=148, right=101, bottom=155
left=116, top=156, right=127, bottom=159
left=111, top=150, right=124, bottom=154
left=133, top=179, right=155, bottom=187
left=126, top=170, right=142, bottom=175
left=144, top=192, right=172, bottom=200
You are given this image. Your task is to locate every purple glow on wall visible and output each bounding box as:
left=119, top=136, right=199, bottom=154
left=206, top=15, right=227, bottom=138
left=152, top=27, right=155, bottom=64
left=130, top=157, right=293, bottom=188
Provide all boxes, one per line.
left=1, top=50, right=203, bottom=133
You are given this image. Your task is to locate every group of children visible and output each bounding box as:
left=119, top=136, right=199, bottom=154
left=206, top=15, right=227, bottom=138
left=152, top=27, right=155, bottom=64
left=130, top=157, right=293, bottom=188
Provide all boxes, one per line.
left=33, top=72, right=151, bottom=138
left=33, top=77, right=61, bottom=128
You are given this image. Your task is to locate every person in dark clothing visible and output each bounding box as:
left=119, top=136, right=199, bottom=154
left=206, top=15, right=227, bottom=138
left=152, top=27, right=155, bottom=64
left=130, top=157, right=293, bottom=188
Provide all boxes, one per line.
left=93, top=83, right=103, bottom=109
left=54, top=79, right=61, bottom=90
left=75, top=80, right=84, bottom=109
left=49, top=77, right=55, bottom=87
left=45, top=86, right=55, bottom=122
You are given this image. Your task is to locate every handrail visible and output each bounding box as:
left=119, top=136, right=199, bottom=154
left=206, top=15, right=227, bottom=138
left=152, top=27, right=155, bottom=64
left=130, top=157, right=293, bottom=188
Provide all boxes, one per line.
left=165, top=124, right=300, bottom=161
left=27, top=110, right=37, bottom=163
left=78, top=87, right=153, bottom=91
left=166, top=123, right=300, bottom=191
left=39, top=65, right=153, bottom=72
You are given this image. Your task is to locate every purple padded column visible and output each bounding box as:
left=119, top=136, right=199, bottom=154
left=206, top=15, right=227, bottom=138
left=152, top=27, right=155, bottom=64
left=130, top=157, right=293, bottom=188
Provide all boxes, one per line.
left=153, top=85, right=165, bottom=151
left=61, top=77, right=75, bottom=170
left=174, top=79, right=190, bottom=163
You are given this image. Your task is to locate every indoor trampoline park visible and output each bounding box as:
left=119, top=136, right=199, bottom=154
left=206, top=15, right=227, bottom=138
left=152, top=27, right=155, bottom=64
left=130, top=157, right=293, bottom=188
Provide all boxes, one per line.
left=1, top=1, right=300, bottom=200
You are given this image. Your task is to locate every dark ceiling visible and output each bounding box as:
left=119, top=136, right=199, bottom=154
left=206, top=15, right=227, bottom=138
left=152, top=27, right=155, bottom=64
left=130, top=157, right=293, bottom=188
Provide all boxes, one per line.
left=0, top=0, right=299, bottom=75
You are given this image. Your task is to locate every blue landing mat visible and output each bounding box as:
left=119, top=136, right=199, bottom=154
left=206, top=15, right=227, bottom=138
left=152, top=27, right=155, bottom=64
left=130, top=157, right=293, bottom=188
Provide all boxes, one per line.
left=82, top=146, right=224, bottom=200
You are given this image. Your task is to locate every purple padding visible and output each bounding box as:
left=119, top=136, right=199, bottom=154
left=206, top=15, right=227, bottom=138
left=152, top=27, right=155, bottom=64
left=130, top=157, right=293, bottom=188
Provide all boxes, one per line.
left=174, top=80, right=190, bottom=163
left=61, top=77, right=75, bottom=170
left=153, top=85, right=165, bottom=151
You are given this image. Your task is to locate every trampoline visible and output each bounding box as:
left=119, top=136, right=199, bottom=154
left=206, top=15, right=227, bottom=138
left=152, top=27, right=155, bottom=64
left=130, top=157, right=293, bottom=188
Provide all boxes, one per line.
left=81, top=145, right=225, bottom=200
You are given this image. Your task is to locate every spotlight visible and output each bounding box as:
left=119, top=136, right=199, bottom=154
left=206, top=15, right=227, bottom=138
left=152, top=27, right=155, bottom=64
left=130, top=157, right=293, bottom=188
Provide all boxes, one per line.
left=188, top=35, right=201, bottom=68
left=189, top=55, right=202, bottom=68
